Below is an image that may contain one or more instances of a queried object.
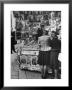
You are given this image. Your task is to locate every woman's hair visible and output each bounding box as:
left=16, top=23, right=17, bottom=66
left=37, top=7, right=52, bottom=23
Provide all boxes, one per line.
left=51, top=31, right=58, bottom=38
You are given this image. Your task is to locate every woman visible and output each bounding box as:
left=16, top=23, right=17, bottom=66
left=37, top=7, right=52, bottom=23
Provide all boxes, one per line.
left=11, top=31, right=17, bottom=54
left=38, top=30, right=51, bottom=79
left=49, top=31, right=61, bottom=79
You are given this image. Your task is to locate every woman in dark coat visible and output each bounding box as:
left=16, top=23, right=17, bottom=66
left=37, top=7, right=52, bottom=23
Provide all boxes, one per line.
left=49, top=31, right=61, bottom=78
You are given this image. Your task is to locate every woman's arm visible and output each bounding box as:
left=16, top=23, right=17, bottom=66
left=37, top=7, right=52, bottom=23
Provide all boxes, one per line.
left=48, top=38, right=52, bottom=47
left=38, top=37, right=41, bottom=50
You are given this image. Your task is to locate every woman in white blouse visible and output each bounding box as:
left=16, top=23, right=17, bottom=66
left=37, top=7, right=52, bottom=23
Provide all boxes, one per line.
left=38, top=30, right=51, bottom=79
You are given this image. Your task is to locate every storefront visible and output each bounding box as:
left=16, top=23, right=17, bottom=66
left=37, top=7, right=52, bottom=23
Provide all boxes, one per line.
left=11, top=11, right=61, bottom=72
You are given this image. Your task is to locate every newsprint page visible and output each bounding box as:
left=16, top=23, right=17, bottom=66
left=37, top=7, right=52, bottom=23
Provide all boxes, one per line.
left=11, top=11, right=61, bottom=79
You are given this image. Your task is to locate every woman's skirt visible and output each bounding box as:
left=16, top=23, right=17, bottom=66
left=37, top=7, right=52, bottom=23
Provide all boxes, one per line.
left=37, top=51, right=51, bottom=66
left=50, top=49, right=59, bottom=69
